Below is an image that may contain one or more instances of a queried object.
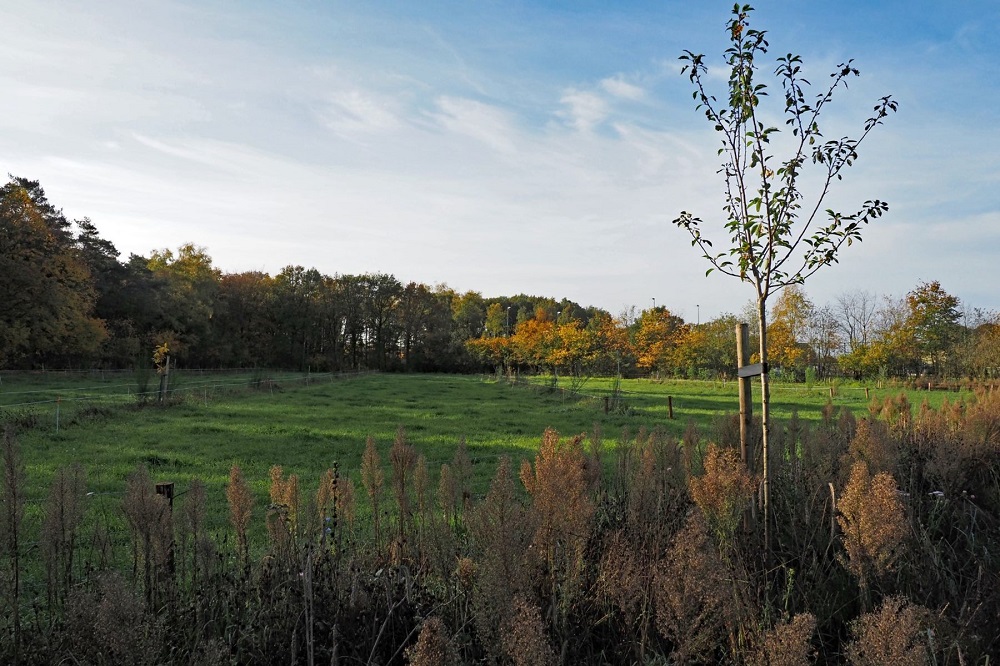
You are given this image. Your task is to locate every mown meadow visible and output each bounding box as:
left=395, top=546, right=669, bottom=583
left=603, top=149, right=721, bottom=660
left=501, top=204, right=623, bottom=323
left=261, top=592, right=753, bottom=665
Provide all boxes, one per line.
left=3, top=370, right=965, bottom=519
left=1, top=371, right=997, bottom=664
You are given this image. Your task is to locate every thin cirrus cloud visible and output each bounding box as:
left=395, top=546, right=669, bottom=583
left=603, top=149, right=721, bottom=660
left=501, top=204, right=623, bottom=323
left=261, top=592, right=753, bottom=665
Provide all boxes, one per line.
left=320, top=90, right=402, bottom=136
left=557, top=89, right=610, bottom=132
left=430, top=97, right=519, bottom=155
left=600, top=76, right=646, bottom=101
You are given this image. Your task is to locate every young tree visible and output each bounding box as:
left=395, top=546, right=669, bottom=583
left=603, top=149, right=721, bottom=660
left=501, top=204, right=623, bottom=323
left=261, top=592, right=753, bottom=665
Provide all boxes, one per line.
left=672, top=5, right=896, bottom=548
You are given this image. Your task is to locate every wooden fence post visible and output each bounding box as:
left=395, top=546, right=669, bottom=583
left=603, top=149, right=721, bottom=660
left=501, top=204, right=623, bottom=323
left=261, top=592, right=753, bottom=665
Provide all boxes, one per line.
left=155, top=481, right=175, bottom=509
left=668, top=396, right=674, bottom=420
left=157, top=355, right=170, bottom=404
left=155, top=482, right=176, bottom=573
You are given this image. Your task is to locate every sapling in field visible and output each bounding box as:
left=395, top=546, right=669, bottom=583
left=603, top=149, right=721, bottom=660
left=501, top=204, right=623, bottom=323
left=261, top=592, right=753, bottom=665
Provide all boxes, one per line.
left=672, top=3, right=897, bottom=551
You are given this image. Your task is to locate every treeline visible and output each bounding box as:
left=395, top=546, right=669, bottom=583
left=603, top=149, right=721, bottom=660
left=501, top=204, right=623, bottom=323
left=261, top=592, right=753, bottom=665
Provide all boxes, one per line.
left=3, top=176, right=997, bottom=379
left=0, top=177, right=599, bottom=372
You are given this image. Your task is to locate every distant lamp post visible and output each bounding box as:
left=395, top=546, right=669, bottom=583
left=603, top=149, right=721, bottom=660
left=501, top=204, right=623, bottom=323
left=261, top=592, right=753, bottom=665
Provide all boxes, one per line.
left=507, top=306, right=511, bottom=336
left=554, top=311, right=562, bottom=383
left=697, top=304, right=700, bottom=326
left=652, top=297, right=656, bottom=310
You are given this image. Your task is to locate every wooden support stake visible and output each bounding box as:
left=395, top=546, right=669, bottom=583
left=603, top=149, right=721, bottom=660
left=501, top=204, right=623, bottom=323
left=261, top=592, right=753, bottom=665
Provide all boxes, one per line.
left=736, top=323, right=753, bottom=471
left=668, top=396, right=674, bottom=419
left=603, top=396, right=609, bottom=414
left=865, top=387, right=870, bottom=400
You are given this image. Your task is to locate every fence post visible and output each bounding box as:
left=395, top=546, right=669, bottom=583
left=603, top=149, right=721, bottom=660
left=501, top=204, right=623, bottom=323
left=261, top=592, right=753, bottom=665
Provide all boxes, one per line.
left=155, top=482, right=176, bottom=574
left=155, top=481, right=175, bottom=509
left=668, top=395, right=674, bottom=420
left=157, top=356, right=171, bottom=404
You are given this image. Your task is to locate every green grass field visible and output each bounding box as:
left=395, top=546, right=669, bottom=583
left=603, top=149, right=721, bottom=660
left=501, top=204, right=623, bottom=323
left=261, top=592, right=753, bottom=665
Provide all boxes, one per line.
left=2, top=370, right=975, bottom=535
left=0, top=368, right=982, bottom=613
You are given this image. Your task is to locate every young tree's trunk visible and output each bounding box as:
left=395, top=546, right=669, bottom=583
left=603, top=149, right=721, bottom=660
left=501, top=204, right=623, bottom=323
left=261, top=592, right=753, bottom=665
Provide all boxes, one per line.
left=756, top=296, right=771, bottom=559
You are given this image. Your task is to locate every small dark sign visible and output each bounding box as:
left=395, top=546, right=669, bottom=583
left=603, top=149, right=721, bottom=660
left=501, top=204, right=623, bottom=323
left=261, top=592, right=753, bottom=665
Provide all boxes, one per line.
left=738, top=362, right=768, bottom=378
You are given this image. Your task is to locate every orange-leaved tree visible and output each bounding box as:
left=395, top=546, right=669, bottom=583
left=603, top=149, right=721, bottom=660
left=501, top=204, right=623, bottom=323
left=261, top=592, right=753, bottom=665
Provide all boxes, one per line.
left=767, top=285, right=814, bottom=375
left=634, top=308, right=689, bottom=377
left=510, top=309, right=558, bottom=374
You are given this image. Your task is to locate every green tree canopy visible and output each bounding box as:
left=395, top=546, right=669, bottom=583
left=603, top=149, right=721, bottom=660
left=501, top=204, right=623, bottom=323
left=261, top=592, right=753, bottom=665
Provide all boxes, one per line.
left=905, top=281, right=962, bottom=374
left=0, top=182, right=105, bottom=367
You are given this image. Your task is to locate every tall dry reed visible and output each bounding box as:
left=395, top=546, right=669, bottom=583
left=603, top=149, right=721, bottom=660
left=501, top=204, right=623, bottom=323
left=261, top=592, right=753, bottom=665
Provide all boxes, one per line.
left=360, top=435, right=385, bottom=554
left=1, top=426, right=26, bottom=665
left=40, top=463, right=86, bottom=608
left=226, top=464, right=254, bottom=568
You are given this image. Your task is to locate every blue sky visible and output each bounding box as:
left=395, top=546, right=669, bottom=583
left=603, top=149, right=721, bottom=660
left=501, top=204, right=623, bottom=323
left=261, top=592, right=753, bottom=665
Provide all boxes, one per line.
left=3, top=1, right=998, bottom=321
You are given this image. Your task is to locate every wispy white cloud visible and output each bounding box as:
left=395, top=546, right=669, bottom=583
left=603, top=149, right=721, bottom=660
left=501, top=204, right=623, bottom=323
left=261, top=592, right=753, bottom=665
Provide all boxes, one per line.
left=557, top=89, right=609, bottom=132
left=319, top=89, right=402, bottom=135
left=601, top=75, right=645, bottom=101
left=431, top=97, right=517, bottom=154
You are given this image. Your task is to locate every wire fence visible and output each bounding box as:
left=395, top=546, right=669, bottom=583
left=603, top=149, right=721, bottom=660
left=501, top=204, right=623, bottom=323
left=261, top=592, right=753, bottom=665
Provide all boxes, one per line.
left=0, top=369, right=375, bottom=434
left=499, top=373, right=885, bottom=402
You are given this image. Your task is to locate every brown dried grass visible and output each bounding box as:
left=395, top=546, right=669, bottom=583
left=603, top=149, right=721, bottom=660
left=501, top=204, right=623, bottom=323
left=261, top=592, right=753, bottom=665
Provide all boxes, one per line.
left=654, top=512, right=736, bottom=664
left=360, top=435, right=385, bottom=551
left=406, top=616, right=459, bottom=666
left=226, top=464, right=253, bottom=565
left=837, top=461, right=908, bottom=592
left=40, top=463, right=86, bottom=605
left=845, top=596, right=931, bottom=666
left=750, top=613, right=817, bottom=666
left=689, top=444, right=756, bottom=549
left=502, top=595, right=557, bottom=666
left=468, top=456, right=534, bottom=658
